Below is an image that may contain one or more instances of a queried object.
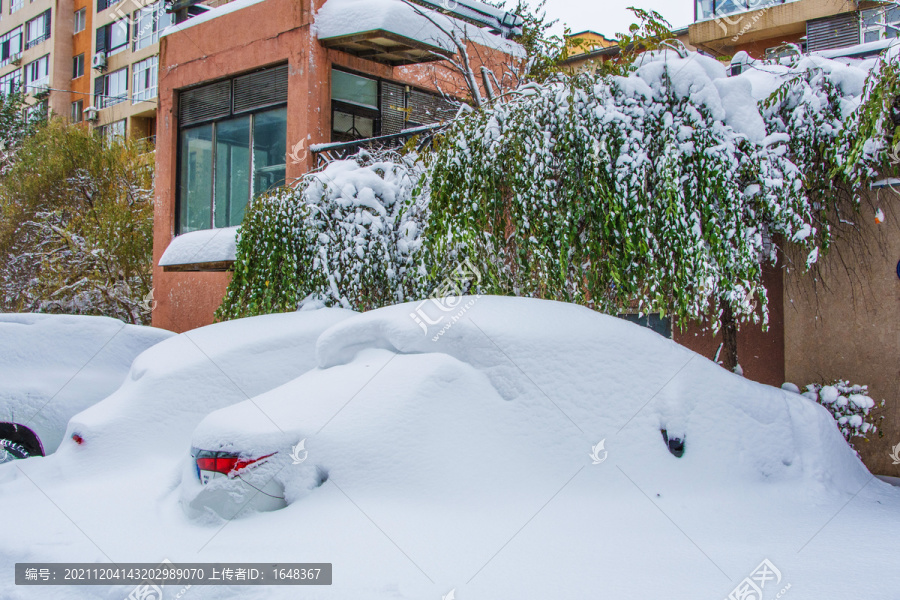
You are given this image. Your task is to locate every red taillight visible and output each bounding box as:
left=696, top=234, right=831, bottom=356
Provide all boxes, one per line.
left=71, top=434, right=84, bottom=445
left=196, top=453, right=274, bottom=476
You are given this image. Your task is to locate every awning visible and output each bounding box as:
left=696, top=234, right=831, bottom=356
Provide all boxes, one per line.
left=159, top=227, right=238, bottom=272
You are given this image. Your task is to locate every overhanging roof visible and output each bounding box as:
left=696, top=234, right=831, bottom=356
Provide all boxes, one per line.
left=319, top=30, right=452, bottom=66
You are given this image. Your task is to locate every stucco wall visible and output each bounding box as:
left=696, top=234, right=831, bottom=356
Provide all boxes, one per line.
left=784, top=194, right=900, bottom=476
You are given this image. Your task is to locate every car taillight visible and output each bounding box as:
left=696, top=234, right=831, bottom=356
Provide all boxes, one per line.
left=192, top=449, right=275, bottom=477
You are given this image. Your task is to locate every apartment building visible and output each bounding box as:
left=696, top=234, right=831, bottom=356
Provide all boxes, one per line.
left=690, top=0, right=896, bottom=58
left=0, top=0, right=168, bottom=139
left=0, top=0, right=73, bottom=118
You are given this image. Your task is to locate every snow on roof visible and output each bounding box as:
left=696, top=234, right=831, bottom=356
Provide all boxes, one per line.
left=813, top=38, right=900, bottom=60
left=315, top=0, right=524, bottom=57
left=158, top=226, right=239, bottom=267
left=162, top=0, right=268, bottom=36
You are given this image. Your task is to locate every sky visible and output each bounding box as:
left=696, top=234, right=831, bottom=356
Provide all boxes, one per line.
left=531, top=0, right=695, bottom=39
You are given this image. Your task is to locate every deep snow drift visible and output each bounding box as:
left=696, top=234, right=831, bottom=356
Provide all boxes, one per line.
left=1, top=298, right=898, bottom=600
left=0, top=314, right=174, bottom=456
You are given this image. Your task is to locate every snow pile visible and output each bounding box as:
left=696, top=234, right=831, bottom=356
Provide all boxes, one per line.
left=315, top=0, right=524, bottom=57
left=1, top=297, right=898, bottom=599
left=158, top=226, right=238, bottom=267
left=0, top=314, right=172, bottom=455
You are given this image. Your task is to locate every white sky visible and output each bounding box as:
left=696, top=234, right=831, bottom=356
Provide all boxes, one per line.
left=526, top=0, right=695, bottom=38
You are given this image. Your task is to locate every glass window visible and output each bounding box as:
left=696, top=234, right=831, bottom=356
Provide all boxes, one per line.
left=132, top=55, right=157, bottom=103
left=108, top=19, right=129, bottom=54
left=101, top=119, right=126, bottom=141
left=134, top=2, right=172, bottom=51
left=24, top=55, right=49, bottom=90
left=25, top=11, right=50, bottom=49
left=252, top=107, right=287, bottom=198
left=0, top=69, right=21, bottom=96
left=214, top=116, right=251, bottom=228
left=331, top=70, right=378, bottom=109
left=332, top=110, right=375, bottom=141
left=10, top=0, right=23, bottom=14
left=0, top=27, right=23, bottom=66
left=71, top=99, right=83, bottom=123
left=74, top=8, right=86, bottom=34
left=179, top=125, right=214, bottom=234
left=73, top=53, right=85, bottom=79
left=99, top=66, right=128, bottom=107
left=861, top=7, right=900, bottom=42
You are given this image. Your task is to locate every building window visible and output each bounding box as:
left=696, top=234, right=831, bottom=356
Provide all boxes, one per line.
left=99, top=119, right=126, bottom=141
left=25, top=10, right=51, bottom=49
left=132, top=55, right=157, bottom=102
left=97, top=0, right=114, bottom=12
left=9, top=0, right=23, bottom=14
left=0, top=27, right=23, bottom=67
left=177, top=64, right=288, bottom=233
left=27, top=100, right=47, bottom=122
left=97, top=19, right=129, bottom=56
left=331, top=69, right=379, bottom=143
left=0, top=69, right=21, bottom=96
left=74, top=8, right=86, bottom=33
left=133, top=1, right=172, bottom=51
left=95, top=66, right=128, bottom=108
left=73, top=53, right=85, bottom=79
left=24, top=55, right=49, bottom=92
left=618, top=313, right=673, bottom=339
left=862, top=6, right=900, bottom=43
left=695, top=0, right=797, bottom=22
left=71, top=98, right=83, bottom=123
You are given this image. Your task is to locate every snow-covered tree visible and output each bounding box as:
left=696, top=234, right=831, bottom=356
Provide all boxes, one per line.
left=0, top=121, right=154, bottom=324
left=217, top=150, right=433, bottom=319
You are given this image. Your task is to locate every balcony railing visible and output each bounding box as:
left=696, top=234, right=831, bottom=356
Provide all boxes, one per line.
left=695, top=0, right=798, bottom=23
left=310, top=124, right=442, bottom=168
left=25, top=33, right=50, bottom=50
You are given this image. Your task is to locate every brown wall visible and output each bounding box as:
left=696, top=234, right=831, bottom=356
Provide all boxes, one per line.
left=70, top=0, right=92, bottom=116
left=784, top=195, right=900, bottom=476
left=674, top=259, right=786, bottom=387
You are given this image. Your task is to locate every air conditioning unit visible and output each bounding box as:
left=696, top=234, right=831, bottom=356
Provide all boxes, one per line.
left=10, top=54, right=22, bottom=66
left=83, top=106, right=99, bottom=121
left=31, top=83, right=49, bottom=98
left=92, top=52, right=107, bottom=70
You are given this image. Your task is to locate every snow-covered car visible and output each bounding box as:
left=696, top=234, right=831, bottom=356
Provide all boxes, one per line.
left=60, top=308, right=356, bottom=468
left=183, top=296, right=878, bottom=530
left=0, top=314, right=173, bottom=464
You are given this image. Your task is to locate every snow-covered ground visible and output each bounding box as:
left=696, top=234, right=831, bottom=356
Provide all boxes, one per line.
left=1, top=298, right=898, bottom=599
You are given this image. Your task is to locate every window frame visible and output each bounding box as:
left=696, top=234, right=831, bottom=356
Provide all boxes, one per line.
left=73, top=53, right=85, bottom=79
left=133, top=2, right=171, bottom=51
left=0, top=69, right=21, bottom=96
left=25, top=10, right=51, bottom=50
left=9, top=0, right=23, bottom=14
left=74, top=8, right=87, bottom=34
left=24, top=54, right=49, bottom=91
left=131, top=54, right=157, bottom=103
left=71, top=98, right=84, bottom=123
left=330, top=68, right=381, bottom=143
left=96, top=65, right=128, bottom=108
left=0, top=27, right=23, bottom=67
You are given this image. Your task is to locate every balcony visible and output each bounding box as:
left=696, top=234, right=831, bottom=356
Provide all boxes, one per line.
left=695, top=0, right=800, bottom=22
left=689, top=0, right=861, bottom=55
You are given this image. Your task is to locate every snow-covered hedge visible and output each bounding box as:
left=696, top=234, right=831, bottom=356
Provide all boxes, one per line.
left=787, top=380, right=884, bottom=446
left=217, top=151, right=432, bottom=319
left=428, top=48, right=900, bottom=329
